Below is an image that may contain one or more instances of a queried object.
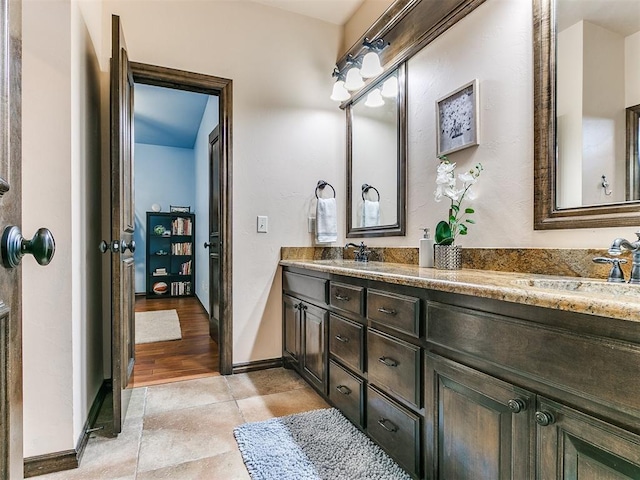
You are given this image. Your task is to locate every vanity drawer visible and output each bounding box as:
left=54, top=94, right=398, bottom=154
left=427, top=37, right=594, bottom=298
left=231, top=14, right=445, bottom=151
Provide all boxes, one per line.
left=367, top=386, right=421, bottom=478
left=283, top=271, right=327, bottom=305
left=367, top=289, right=420, bottom=337
left=367, top=328, right=421, bottom=408
left=329, top=281, right=364, bottom=316
left=329, top=314, right=364, bottom=373
left=329, top=360, right=364, bottom=428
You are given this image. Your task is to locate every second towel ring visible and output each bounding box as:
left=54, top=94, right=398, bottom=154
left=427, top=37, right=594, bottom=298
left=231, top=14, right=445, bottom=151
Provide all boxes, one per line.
left=362, top=184, right=380, bottom=201
left=315, top=180, right=336, bottom=199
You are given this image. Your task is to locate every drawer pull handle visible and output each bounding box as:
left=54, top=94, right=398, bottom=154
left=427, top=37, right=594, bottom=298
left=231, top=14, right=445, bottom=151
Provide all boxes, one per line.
left=378, top=307, right=397, bottom=315
left=508, top=398, right=527, bottom=414
left=534, top=411, right=555, bottom=427
left=378, top=356, right=398, bottom=367
left=335, top=335, right=349, bottom=343
left=378, top=418, right=398, bottom=433
left=336, top=385, right=352, bottom=395
left=334, top=294, right=350, bottom=301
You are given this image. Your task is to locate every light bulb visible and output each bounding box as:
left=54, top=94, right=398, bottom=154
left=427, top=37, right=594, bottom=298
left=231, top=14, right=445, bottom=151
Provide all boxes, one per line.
left=360, top=51, right=383, bottom=79
left=344, top=67, right=364, bottom=91
left=381, top=76, right=398, bottom=98
left=364, top=89, right=384, bottom=108
left=330, top=80, right=350, bottom=102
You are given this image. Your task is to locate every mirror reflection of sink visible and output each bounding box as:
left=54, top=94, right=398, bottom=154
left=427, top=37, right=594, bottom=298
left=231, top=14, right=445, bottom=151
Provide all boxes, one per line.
left=513, top=278, right=640, bottom=297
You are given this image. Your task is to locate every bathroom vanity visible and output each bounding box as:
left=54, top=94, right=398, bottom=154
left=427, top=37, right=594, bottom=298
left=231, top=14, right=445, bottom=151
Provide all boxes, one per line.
left=280, top=259, right=640, bottom=480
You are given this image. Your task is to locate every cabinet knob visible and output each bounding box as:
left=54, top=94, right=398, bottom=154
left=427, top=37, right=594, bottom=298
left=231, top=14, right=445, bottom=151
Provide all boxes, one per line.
left=334, top=335, right=349, bottom=343
left=334, top=294, right=350, bottom=301
left=378, top=356, right=398, bottom=367
left=1, top=226, right=55, bottom=268
left=507, top=398, right=527, bottom=414
left=335, top=385, right=352, bottom=395
left=534, top=411, right=555, bottom=426
left=377, top=418, right=398, bottom=433
left=377, top=307, right=397, bottom=316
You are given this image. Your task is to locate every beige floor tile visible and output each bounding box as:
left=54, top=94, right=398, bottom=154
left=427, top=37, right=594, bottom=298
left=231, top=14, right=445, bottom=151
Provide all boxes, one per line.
left=144, top=376, right=231, bottom=415
left=137, top=399, right=244, bottom=473
left=126, top=386, right=147, bottom=420
left=136, top=450, right=250, bottom=480
left=236, top=384, right=329, bottom=423
left=226, top=367, right=307, bottom=400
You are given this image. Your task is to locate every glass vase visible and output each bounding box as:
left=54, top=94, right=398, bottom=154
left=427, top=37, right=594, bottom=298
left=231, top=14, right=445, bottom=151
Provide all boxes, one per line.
left=434, top=244, right=462, bottom=270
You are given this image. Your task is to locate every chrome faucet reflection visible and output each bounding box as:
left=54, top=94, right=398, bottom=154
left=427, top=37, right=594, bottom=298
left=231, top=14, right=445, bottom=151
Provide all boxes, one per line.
left=345, top=242, right=370, bottom=263
left=608, top=231, right=640, bottom=284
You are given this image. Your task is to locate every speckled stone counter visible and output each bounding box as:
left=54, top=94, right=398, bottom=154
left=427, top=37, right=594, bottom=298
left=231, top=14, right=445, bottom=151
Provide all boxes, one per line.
left=279, top=258, right=640, bottom=324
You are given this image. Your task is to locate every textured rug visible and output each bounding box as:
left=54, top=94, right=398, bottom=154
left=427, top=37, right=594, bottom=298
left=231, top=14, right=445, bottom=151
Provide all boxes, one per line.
left=233, top=408, right=411, bottom=480
left=135, top=309, right=182, bottom=344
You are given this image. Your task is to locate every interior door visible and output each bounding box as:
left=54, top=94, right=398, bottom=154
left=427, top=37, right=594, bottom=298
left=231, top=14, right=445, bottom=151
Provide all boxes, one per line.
left=0, top=1, right=22, bottom=476
left=207, top=127, right=222, bottom=343
left=109, top=14, right=135, bottom=435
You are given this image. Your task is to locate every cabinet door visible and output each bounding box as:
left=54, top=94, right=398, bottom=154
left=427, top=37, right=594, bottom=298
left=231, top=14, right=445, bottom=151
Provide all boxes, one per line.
left=425, top=354, right=534, bottom=480
left=301, top=302, right=328, bottom=394
left=537, top=397, right=640, bottom=480
left=283, top=294, right=300, bottom=364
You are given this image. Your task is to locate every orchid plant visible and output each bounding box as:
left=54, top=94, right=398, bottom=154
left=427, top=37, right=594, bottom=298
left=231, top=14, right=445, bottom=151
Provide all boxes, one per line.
left=434, top=155, right=483, bottom=245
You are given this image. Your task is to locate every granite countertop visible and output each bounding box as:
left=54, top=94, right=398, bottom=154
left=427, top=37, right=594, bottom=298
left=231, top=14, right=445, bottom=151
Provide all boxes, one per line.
left=280, top=259, right=640, bottom=323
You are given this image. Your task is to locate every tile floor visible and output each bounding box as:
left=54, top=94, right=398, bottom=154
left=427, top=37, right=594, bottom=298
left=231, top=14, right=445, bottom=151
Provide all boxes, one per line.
left=37, top=368, right=329, bottom=480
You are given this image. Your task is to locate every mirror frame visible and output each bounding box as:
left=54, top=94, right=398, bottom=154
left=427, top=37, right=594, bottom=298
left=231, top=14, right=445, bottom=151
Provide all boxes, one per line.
left=346, top=63, right=407, bottom=238
left=534, top=0, right=640, bottom=229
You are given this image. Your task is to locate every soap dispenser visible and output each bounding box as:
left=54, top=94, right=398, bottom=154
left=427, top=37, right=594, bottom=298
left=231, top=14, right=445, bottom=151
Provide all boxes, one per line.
left=419, top=227, right=434, bottom=268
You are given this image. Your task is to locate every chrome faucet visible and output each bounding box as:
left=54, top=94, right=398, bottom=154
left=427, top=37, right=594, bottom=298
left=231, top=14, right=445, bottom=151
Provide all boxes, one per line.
left=345, top=242, right=370, bottom=263
left=608, top=231, right=640, bottom=283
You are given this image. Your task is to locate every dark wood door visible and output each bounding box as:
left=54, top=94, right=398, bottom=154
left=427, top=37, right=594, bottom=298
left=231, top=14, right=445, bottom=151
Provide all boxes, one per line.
left=537, top=397, right=640, bottom=479
left=425, top=354, right=535, bottom=480
left=282, top=294, right=300, bottom=363
left=207, top=127, right=221, bottom=343
left=0, top=0, right=23, bottom=476
left=110, top=14, right=135, bottom=435
left=301, top=302, right=328, bottom=394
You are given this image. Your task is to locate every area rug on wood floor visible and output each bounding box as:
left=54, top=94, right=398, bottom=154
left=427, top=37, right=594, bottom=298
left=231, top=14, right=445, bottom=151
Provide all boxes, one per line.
left=233, top=408, right=411, bottom=480
left=135, top=309, right=182, bottom=344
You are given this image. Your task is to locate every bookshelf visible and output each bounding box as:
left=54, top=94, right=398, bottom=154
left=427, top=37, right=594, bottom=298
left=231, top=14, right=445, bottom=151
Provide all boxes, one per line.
left=145, top=211, right=196, bottom=298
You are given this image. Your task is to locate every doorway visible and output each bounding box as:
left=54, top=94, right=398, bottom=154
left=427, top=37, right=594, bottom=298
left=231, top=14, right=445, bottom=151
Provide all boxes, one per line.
left=128, top=63, right=233, bottom=386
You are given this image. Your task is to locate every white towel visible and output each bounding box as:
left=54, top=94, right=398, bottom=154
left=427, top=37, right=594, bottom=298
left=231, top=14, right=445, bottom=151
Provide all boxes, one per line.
left=362, top=200, right=380, bottom=227
left=316, top=197, right=337, bottom=243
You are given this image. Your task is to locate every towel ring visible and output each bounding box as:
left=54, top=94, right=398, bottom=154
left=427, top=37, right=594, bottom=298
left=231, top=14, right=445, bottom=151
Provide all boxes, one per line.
left=315, top=180, right=336, bottom=199
left=361, top=184, right=380, bottom=201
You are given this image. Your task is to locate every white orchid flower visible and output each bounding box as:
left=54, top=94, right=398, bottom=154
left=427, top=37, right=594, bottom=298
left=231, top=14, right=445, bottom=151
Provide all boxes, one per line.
left=458, top=171, right=476, bottom=185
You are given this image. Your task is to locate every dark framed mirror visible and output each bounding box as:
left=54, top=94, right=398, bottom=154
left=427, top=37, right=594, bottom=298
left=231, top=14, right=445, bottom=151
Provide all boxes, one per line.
left=346, top=63, right=406, bottom=237
left=534, top=0, right=640, bottom=229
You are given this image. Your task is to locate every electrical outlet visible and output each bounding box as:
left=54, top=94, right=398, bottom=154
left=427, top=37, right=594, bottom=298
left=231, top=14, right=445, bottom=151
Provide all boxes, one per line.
left=308, top=216, right=315, bottom=233
left=257, top=215, right=268, bottom=233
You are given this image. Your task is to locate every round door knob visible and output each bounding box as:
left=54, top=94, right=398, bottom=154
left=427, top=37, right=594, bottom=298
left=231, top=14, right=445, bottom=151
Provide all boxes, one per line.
left=122, top=240, right=136, bottom=253
left=204, top=242, right=212, bottom=249
left=508, top=398, right=527, bottom=414
left=98, top=240, right=109, bottom=253
left=1, top=226, right=55, bottom=268
left=534, top=411, right=555, bottom=426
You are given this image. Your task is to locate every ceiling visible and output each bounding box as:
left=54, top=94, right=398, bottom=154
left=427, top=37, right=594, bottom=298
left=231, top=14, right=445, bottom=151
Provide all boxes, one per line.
left=134, top=83, right=210, bottom=149
left=558, top=0, right=640, bottom=37
left=250, top=0, right=364, bottom=25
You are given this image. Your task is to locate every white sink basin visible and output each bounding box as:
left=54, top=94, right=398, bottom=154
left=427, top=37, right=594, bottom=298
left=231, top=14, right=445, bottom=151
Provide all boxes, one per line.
left=513, top=278, right=640, bottom=297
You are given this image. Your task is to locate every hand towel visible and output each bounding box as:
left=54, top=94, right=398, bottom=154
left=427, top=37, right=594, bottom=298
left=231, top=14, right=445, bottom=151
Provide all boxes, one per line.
left=362, top=200, right=380, bottom=227
left=316, top=197, right=337, bottom=244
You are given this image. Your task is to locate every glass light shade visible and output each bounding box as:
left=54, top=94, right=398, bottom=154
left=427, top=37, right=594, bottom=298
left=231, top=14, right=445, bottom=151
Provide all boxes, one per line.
left=360, top=51, right=383, bottom=79
left=381, top=76, right=398, bottom=98
left=344, top=67, right=364, bottom=91
left=364, top=89, right=384, bottom=108
left=330, top=80, right=351, bottom=102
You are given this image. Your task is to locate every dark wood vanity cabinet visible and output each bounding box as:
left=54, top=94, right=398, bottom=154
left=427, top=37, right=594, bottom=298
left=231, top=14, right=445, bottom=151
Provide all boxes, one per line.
left=282, top=265, right=640, bottom=480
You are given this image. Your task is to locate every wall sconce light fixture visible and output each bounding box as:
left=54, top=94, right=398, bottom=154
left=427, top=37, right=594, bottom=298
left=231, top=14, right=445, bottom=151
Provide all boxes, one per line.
left=360, top=38, right=389, bottom=78
left=364, top=88, right=384, bottom=108
left=343, top=54, right=364, bottom=91
left=330, top=67, right=351, bottom=102
left=380, top=76, right=398, bottom=98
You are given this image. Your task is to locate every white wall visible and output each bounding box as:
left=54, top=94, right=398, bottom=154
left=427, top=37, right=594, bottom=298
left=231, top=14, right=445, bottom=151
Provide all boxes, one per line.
left=23, top=0, right=103, bottom=457
left=193, top=96, right=219, bottom=310
left=625, top=31, right=640, bottom=107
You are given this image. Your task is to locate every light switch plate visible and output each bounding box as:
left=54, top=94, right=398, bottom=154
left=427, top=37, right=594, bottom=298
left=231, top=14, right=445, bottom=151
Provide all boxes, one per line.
left=308, top=216, right=315, bottom=233
left=257, top=215, right=268, bottom=233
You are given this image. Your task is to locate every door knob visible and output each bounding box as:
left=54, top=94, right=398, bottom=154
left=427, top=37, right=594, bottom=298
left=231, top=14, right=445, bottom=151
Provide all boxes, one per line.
left=121, top=240, right=136, bottom=253
left=99, top=240, right=119, bottom=254
left=1, top=226, right=55, bottom=268
left=204, top=242, right=212, bottom=249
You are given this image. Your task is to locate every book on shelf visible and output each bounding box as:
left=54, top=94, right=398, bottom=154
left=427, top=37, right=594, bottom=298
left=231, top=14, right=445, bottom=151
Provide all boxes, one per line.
left=171, top=217, right=193, bottom=236
left=170, top=281, right=192, bottom=296
left=180, top=260, right=192, bottom=275
left=152, top=267, right=167, bottom=276
left=171, top=242, right=192, bottom=255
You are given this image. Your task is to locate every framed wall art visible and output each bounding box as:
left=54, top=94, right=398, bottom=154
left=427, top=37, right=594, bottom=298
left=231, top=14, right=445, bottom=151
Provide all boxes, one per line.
left=170, top=205, right=190, bottom=213
left=436, top=79, right=479, bottom=156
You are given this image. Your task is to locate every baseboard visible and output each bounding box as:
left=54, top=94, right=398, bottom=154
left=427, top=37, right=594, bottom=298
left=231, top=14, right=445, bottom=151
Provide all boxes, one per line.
left=232, top=357, right=283, bottom=374
left=24, top=380, right=110, bottom=478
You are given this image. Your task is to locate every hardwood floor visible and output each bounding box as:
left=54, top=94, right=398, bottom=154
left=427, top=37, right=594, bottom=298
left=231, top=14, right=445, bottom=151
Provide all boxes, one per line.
left=129, top=295, right=219, bottom=388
